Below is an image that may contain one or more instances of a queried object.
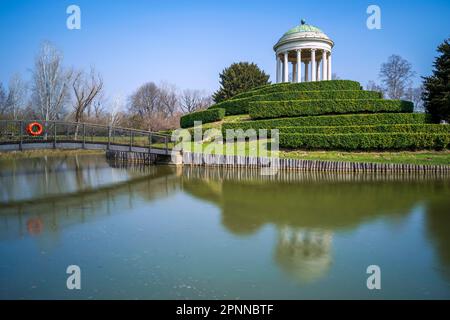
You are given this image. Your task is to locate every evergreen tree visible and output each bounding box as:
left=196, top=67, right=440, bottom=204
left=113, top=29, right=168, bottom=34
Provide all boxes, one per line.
left=212, top=62, right=270, bottom=103
left=422, top=38, right=450, bottom=123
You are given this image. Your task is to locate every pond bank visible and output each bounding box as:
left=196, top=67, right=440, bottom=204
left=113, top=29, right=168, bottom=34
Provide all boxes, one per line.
left=0, top=149, right=104, bottom=160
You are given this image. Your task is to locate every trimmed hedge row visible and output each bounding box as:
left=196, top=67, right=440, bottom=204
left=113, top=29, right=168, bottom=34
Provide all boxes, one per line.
left=180, top=108, right=225, bottom=128
left=279, top=133, right=450, bottom=151
left=210, top=90, right=382, bottom=115
left=278, top=124, right=450, bottom=135
left=232, top=80, right=362, bottom=100
left=249, top=99, right=414, bottom=119
left=222, top=113, right=429, bottom=132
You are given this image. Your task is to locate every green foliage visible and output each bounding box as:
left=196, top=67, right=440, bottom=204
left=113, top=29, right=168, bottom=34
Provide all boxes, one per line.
left=249, top=99, right=414, bottom=119
left=231, top=80, right=362, bottom=100
left=222, top=113, right=429, bottom=132
left=210, top=90, right=382, bottom=115
left=180, top=108, right=225, bottom=128
left=423, top=38, right=450, bottom=123
left=212, top=62, right=270, bottom=103
left=278, top=124, right=450, bottom=135
left=279, top=133, right=450, bottom=151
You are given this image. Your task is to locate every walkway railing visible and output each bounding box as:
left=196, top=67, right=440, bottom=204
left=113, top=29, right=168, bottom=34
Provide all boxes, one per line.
left=0, top=119, right=171, bottom=154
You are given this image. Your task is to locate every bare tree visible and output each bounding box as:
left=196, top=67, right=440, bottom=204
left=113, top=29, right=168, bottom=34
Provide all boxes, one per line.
left=31, top=42, right=71, bottom=121
left=108, top=94, right=125, bottom=127
left=88, top=93, right=107, bottom=122
left=180, top=89, right=212, bottom=113
left=379, top=55, right=415, bottom=99
left=331, top=73, right=340, bottom=80
left=159, top=82, right=178, bottom=116
left=128, top=82, right=180, bottom=130
left=0, top=82, right=7, bottom=118
left=128, top=82, right=161, bottom=116
left=405, top=86, right=424, bottom=112
left=366, top=80, right=384, bottom=98
left=70, top=67, right=103, bottom=138
left=6, top=74, right=27, bottom=120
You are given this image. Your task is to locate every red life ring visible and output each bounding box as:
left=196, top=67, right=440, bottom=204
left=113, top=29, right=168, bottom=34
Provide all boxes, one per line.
left=26, top=122, right=43, bottom=136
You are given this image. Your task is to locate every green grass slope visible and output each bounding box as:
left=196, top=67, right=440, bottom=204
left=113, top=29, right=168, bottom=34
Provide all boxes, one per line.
left=180, top=80, right=449, bottom=152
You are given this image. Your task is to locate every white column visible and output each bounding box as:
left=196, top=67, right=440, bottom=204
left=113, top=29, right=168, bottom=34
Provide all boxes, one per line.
left=304, top=61, right=309, bottom=82
left=292, top=62, right=297, bottom=82
left=327, top=52, right=332, bottom=80
left=296, top=49, right=302, bottom=83
left=316, top=60, right=320, bottom=81
left=283, top=51, right=289, bottom=82
left=322, top=50, right=328, bottom=80
left=311, top=49, right=316, bottom=81
left=276, top=55, right=281, bottom=83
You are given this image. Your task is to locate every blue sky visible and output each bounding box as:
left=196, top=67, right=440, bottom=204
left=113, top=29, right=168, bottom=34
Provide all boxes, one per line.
left=0, top=0, right=449, bottom=99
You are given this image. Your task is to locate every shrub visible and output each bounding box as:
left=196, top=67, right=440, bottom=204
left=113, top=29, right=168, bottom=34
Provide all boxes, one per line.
left=222, top=113, right=429, bottom=132
left=210, top=90, right=382, bottom=115
left=180, top=108, right=225, bottom=128
left=279, top=133, right=450, bottom=151
left=249, top=99, right=414, bottom=119
left=231, top=80, right=362, bottom=100
left=277, top=124, right=450, bottom=135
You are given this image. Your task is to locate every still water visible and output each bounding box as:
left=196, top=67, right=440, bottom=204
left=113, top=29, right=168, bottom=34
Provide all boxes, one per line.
left=0, top=154, right=449, bottom=299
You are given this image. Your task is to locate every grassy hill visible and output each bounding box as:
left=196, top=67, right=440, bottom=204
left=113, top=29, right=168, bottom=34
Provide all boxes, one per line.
left=180, top=80, right=450, bottom=153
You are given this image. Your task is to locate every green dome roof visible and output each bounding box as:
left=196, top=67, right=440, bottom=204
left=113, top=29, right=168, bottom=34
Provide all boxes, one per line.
left=284, top=20, right=324, bottom=36
left=274, top=19, right=333, bottom=51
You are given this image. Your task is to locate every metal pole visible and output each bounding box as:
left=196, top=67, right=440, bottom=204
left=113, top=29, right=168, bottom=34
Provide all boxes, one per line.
left=19, top=121, right=23, bottom=151
left=165, top=136, right=168, bottom=155
left=53, top=122, right=57, bottom=149
left=82, top=123, right=86, bottom=149
left=129, top=131, right=133, bottom=151
left=148, top=133, right=152, bottom=154
left=107, top=126, right=111, bottom=150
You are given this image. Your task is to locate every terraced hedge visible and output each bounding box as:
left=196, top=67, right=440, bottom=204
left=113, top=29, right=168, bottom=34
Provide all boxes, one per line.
left=279, top=133, right=450, bottom=151
left=278, top=124, right=450, bottom=135
left=210, top=90, right=382, bottom=115
left=222, top=113, right=429, bottom=132
left=249, top=99, right=414, bottom=119
left=231, top=80, right=362, bottom=100
left=180, top=108, right=225, bottom=128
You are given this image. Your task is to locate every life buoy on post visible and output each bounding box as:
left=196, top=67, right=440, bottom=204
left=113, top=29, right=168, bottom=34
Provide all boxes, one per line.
left=26, top=122, right=43, bottom=136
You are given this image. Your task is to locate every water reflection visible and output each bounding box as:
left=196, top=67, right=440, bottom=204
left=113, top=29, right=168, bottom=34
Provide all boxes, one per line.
left=275, top=227, right=333, bottom=283
left=180, top=167, right=450, bottom=283
left=1, top=156, right=450, bottom=297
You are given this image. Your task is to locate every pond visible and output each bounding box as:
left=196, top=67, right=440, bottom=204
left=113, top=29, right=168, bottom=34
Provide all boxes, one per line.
left=0, top=154, right=449, bottom=299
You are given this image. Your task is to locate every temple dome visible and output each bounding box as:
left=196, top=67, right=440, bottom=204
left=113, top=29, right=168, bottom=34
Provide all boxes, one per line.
left=274, top=19, right=333, bottom=50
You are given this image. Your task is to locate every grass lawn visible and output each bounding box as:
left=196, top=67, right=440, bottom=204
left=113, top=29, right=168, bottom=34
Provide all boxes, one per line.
left=0, top=149, right=105, bottom=160
left=175, top=139, right=450, bottom=166
left=177, top=114, right=450, bottom=166
left=279, top=150, right=450, bottom=166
